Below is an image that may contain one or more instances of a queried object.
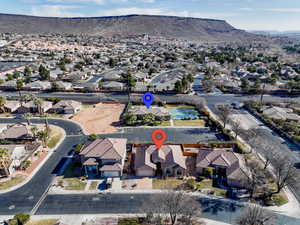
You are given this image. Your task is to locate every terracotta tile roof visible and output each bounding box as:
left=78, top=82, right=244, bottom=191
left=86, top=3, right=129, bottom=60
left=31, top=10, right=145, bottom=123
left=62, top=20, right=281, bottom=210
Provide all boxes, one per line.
left=83, top=158, right=98, bottom=166
left=134, top=146, right=156, bottom=170
left=0, top=123, right=32, bottom=139
left=135, top=145, right=186, bottom=171
left=80, top=138, right=127, bottom=160
left=52, top=100, right=81, bottom=110
left=196, top=149, right=249, bottom=180
left=99, top=163, right=122, bottom=171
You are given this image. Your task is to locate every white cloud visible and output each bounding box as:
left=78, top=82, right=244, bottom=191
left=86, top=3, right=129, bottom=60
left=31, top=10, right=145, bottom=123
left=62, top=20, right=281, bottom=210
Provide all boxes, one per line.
left=31, top=5, right=84, bottom=17
left=97, top=7, right=164, bottom=16
left=265, top=8, right=300, bottom=13
left=239, top=8, right=253, bottom=11
left=96, top=7, right=238, bottom=19
left=47, top=0, right=106, bottom=4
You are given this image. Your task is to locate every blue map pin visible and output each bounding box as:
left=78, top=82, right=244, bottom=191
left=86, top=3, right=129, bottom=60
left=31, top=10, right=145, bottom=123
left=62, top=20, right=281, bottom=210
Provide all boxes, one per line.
left=143, top=92, right=154, bottom=109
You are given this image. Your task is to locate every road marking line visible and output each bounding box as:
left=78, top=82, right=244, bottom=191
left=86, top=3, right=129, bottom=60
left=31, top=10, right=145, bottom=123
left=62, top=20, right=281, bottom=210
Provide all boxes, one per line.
left=30, top=180, right=52, bottom=215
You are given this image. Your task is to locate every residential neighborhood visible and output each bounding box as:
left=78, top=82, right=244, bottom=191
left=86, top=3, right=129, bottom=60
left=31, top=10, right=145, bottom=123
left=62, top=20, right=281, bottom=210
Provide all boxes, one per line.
left=0, top=4, right=300, bottom=225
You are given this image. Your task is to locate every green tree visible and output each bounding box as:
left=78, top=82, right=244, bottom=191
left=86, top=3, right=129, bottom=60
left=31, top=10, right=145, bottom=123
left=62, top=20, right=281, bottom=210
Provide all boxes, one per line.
left=0, top=96, right=6, bottom=113
left=187, top=73, right=194, bottom=83
left=37, top=129, right=50, bottom=148
left=13, top=213, right=30, bottom=225
left=124, top=72, right=136, bottom=102
left=0, top=148, right=10, bottom=176
left=31, top=126, right=38, bottom=139
left=98, top=80, right=103, bottom=90
left=16, top=79, right=24, bottom=106
left=123, top=112, right=137, bottom=126
left=88, top=134, right=98, bottom=140
left=13, top=71, right=21, bottom=79
left=24, top=66, right=32, bottom=77
left=174, top=80, right=182, bottom=93
left=51, top=82, right=60, bottom=91
left=108, top=58, right=117, bottom=68
left=39, top=65, right=50, bottom=80
left=142, top=113, right=156, bottom=126
left=75, top=143, right=83, bottom=153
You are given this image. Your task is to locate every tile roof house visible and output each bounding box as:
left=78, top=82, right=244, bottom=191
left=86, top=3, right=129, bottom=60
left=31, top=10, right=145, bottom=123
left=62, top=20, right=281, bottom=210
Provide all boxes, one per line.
left=25, top=81, right=51, bottom=90
left=129, top=106, right=171, bottom=121
left=55, top=81, right=72, bottom=90
left=135, top=145, right=187, bottom=177
left=50, top=100, right=82, bottom=114
left=79, top=138, right=127, bottom=178
left=17, top=100, right=52, bottom=114
left=0, top=123, right=33, bottom=141
left=102, top=81, right=124, bottom=91
left=196, top=149, right=249, bottom=188
left=261, top=106, right=300, bottom=121
left=1, top=100, right=20, bottom=113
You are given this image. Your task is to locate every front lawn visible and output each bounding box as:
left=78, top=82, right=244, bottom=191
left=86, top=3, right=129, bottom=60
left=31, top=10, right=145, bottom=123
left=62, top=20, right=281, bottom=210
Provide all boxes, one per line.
left=89, top=181, right=99, bottom=190
left=58, top=177, right=87, bottom=190
left=47, top=126, right=64, bottom=149
left=182, top=178, right=227, bottom=197
left=26, top=219, right=58, bottom=225
left=0, top=176, right=25, bottom=190
left=174, top=119, right=205, bottom=127
left=160, top=120, right=171, bottom=126
left=118, top=218, right=143, bottom=225
left=153, top=178, right=185, bottom=189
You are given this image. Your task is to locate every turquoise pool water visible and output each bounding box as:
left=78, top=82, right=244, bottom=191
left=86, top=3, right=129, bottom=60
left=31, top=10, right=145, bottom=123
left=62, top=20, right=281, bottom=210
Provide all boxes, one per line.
left=169, top=108, right=200, bottom=120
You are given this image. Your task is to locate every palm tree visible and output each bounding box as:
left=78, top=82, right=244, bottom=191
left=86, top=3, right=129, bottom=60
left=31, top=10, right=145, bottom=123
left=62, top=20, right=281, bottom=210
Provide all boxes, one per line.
left=38, top=129, right=50, bottom=148
left=24, top=113, right=32, bottom=125
left=124, top=72, right=136, bottom=102
left=0, top=96, right=6, bottom=113
left=33, top=97, right=44, bottom=116
left=0, top=148, right=10, bottom=176
left=31, top=126, right=38, bottom=139
left=16, top=79, right=24, bottom=106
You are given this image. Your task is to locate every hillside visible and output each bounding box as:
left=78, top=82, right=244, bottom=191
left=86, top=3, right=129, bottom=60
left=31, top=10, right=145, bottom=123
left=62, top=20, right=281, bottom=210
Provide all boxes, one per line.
left=0, top=14, right=258, bottom=41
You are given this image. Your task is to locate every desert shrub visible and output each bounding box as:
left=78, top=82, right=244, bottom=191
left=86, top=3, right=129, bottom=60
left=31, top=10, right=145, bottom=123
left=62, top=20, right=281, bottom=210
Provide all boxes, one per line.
left=203, top=168, right=214, bottom=178
left=88, top=134, right=98, bottom=140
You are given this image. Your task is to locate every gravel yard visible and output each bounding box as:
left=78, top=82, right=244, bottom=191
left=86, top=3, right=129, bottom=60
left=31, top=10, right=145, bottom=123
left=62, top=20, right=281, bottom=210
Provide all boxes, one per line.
left=71, top=103, right=125, bottom=134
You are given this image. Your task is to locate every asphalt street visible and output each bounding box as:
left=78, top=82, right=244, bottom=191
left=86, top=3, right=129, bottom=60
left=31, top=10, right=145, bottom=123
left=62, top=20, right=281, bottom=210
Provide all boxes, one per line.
left=101, top=127, right=220, bottom=144
left=36, top=193, right=300, bottom=225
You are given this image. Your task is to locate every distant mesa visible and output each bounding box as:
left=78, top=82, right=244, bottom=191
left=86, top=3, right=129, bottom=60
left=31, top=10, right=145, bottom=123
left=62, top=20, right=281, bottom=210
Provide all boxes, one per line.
left=0, top=13, right=259, bottom=42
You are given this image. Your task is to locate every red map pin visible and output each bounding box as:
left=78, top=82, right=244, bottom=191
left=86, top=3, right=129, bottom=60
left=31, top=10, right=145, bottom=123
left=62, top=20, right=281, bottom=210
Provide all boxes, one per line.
left=152, top=129, right=167, bottom=150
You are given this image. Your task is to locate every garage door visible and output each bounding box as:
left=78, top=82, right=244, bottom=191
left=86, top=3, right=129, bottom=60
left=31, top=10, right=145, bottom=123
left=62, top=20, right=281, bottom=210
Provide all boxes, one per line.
left=137, top=169, right=154, bottom=177
left=102, top=171, right=119, bottom=177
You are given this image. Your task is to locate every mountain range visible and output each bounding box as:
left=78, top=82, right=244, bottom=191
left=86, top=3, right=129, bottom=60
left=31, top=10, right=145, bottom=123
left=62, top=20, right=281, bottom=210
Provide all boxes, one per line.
left=0, top=13, right=259, bottom=42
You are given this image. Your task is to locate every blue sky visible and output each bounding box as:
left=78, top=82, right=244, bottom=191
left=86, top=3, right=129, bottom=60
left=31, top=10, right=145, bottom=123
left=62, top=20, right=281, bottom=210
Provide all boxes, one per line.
left=1, top=0, right=300, bottom=31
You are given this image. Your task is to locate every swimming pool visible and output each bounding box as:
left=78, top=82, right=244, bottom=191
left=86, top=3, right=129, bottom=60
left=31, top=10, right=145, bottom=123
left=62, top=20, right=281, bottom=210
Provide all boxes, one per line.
left=169, top=108, right=200, bottom=120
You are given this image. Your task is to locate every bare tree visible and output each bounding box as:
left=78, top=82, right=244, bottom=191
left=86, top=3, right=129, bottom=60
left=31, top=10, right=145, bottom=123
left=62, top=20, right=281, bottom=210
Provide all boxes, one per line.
left=217, top=105, right=231, bottom=128
left=272, top=158, right=298, bottom=195
left=260, top=143, right=278, bottom=170
left=142, top=191, right=202, bottom=225
left=241, top=161, right=268, bottom=199
left=236, top=205, right=276, bottom=225
left=231, top=119, right=243, bottom=139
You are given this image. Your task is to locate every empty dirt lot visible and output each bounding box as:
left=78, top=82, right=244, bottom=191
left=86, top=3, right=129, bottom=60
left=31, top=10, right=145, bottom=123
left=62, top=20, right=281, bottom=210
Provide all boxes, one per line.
left=71, top=103, right=125, bottom=134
